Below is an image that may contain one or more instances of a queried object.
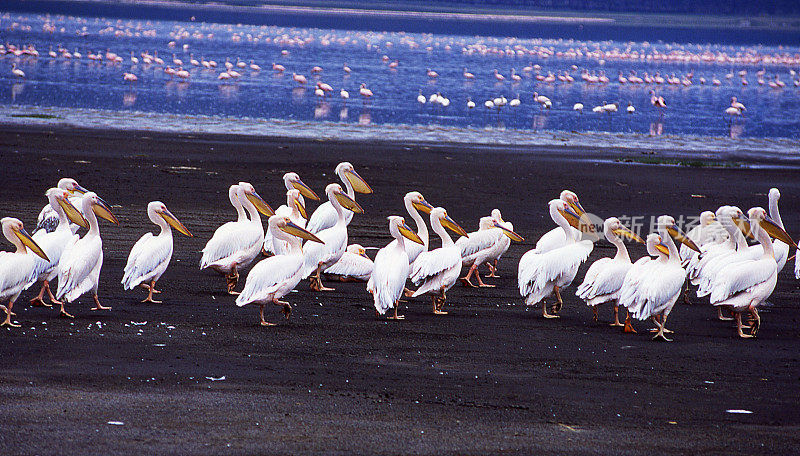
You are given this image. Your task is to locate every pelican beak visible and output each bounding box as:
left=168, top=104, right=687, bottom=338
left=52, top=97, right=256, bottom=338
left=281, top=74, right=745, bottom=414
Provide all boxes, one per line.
left=70, top=184, right=89, bottom=195
left=358, top=248, right=370, bottom=259
left=759, top=215, right=795, bottom=246
left=294, top=197, right=308, bottom=220
left=13, top=226, right=49, bottom=261
left=159, top=208, right=193, bottom=237
left=655, top=241, right=670, bottom=257
left=281, top=220, right=324, bottom=243
left=344, top=169, right=373, bottom=194
left=731, top=213, right=755, bottom=241
left=334, top=191, right=364, bottom=214
left=92, top=198, right=119, bottom=224
left=58, top=196, right=88, bottom=229
left=399, top=221, right=424, bottom=245
left=559, top=205, right=582, bottom=230
left=667, top=224, right=700, bottom=253
left=613, top=226, right=645, bottom=244
left=441, top=215, right=469, bottom=237
left=568, top=200, right=596, bottom=233
left=411, top=199, right=434, bottom=215
left=493, top=221, right=524, bottom=242
left=245, top=190, right=275, bottom=216
left=292, top=179, right=320, bottom=201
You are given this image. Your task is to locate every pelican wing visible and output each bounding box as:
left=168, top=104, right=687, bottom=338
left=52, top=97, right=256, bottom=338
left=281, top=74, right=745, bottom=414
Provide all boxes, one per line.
left=632, top=264, right=685, bottom=320
left=200, top=221, right=261, bottom=269
left=325, top=252, right=373, bottom=281
left=518, top=241, right=592, bottom=304
left=456, top=229, right=500, bottom=259
left=122, top=233, right=173, bottom=289
left=710, top=258, right=776, bottom=304
left=56, top=235, right=100, bottom=302
left=370, top=247, right=410, bottom=314
left=535, top=226, right=582, bottom=253
left=301, top=226, right=348, bottom=278
left=36, top=204, right=60, bottom=233
left=0, top=252, right=38, bottom=300
left=410, top=247, right=460, bottom=286
left=795, top=246, right=800, bottom=280
left=236, top=255, right=302, bottom=306
left=306, top=202, right=354, bottom=234
left=617, top=256, right=654, bottom=312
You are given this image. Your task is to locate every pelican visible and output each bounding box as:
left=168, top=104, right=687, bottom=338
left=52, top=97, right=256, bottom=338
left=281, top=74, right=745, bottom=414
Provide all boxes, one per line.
left=767, top=188, right=790, bottom=272
left=618, top=233, right=670, bottom=332
left=631, top=216, right=699, bottom=341
left=680, top=211, right=727, bottom=266
left=518, top=199, right=594, bottom=318
left=324, top=244, right=373, bottom=282
left=483, top=209, right=515, bottom=277
left=236, top=216, right=323, bottom=326
left=55, top=192, right=119, bottom=318
left=576, top=217, right=644, bottom=326
left=264, top=189, right=311, bottom=256
left=306, top=162, right=372, bottom=234
left=28, top=188, right=88, bottom=308
left=121, top=201, right=193, bottom=303
left=0, top=218, right=50, bottom=327
left=36, top=178, right=90, bottom=233
left=410, top=207, right=469, bottom=315
left=711, top=207, right=794, bottom=338
left=457, top=211, right=524, bottom=287
left=200, top=183, right=274, bottom=294
left=301, top=184, right=364, bottom=291
left=386, top=192, right=433, bottom=267
left=369, top=216, right=424, bottom=319
left=535, top=190, right=593, bottom=253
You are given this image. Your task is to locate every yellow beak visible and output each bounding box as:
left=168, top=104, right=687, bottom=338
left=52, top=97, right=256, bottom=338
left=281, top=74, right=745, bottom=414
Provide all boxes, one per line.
left=568, top=200, right=596, bottom=233
left=334, top=191, right=364, bottom=214
left=58, top=196, right=88, bottom=229
left=159, top=208, right=193, bottom=237
left=294, top=197, right=308, bottom=220
left=70, top=184, right=89, bottom=195
left=281, top=220, right=324, bottom=243
left=245, top=191, right=275, bottom=216
left=399, top=222, right=424, bottom=245
left=441, top=215, right=468, bottom=238
left=759, top=216, right=795, bottom=247
left=412, top=199, right=434, bottom=215
left=613, top=226, right=645, bottom=244
left=292, top=180, right=320, bottom=201
left=655, top=241, right=670, bottom=257
left=14, top=226, right=49, bottom=261
left=494, top=221, right=524, bottom=242
left=731, top=214, right=756, bottom=241
left=344, top=169, right=373, bottom=194
left=92, top=198, right=119, bottom=225
left=667, top=225, right=700, bottom=252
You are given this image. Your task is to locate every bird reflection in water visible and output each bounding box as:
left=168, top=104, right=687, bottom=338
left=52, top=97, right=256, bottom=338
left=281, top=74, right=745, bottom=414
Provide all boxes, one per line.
left=650, top=121, right=664, bottom=136
left=123, top=91, right=137, bottom=107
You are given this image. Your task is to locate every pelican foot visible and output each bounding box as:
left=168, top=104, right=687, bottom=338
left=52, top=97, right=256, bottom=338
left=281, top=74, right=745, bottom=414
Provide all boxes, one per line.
left=478, top=283, right=496, bottom=288
left=0, top=318, right=21, bottom=328
left=609, top=321, right=624, bottom=327
left=459, top=277, right=477, bottom=288
left=652, top=332, right=673, bottom=342
left=141, top=297, right=163, bottom=304
left=30, top=297, right=52, bottom=308
left=91, top=305, right=112, bottom=311
left=59, top=309, right=75, bottom=319
left=387, top=314, right=405, bottom=320
left=433, top=310, right=449, bottom=315
left=260, top=321, right=277, bottom=327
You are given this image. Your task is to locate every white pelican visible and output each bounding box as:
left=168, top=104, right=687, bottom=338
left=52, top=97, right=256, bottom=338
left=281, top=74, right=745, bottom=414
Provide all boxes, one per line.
left=36, top=178, right=90, bottom=233
left=236, top=215, right=323, bottom=326
left=631, top=216, right=699, bottom=341
left=767, top=188, right=790, bottom=272
left=710, top=207, right=794, bottom=338
left=618, top=233, right=670, bottom=332
left=200, top=183, right=274, bottom=294
left=369, top=216, right=424, bottom=319
left=518, top=199, right=593, bottom=318
left=0, top=218, right=50, bottom=327
left=457, top=211, right=524, bottom=287
left=680, top=211, right=727, bottom=266
left=410, top=207, right=469, bottom=315
left=386, top=192, right=433, bottom=268
left=121, top=201, right=193, bottom=303
left=535, top=190, right=593, bottom=253
left=28, top=188, right=88, bottom=308
left=263, top=173, right=319, bottom=255
left=264, top=189, right=310, bottom=256
left=301, top=184, right=364, bottom=291
left=11, top=64, right=25, bottom=78
left=484, top=209, right=516, bottom=277
left=324, top=244, right=373, bottom=282
left=55, top=192, right=119, bottom=318
left=306, top=162, right=372, bottom=234
left=576, top=217, right=644, bottom=326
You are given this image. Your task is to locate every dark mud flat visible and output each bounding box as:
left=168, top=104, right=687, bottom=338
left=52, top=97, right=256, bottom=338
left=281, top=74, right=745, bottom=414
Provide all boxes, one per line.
left=0, top=126, right=799, bottom=455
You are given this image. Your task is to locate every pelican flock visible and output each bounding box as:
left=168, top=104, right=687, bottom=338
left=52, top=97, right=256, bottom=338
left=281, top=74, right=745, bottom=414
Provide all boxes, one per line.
left=0, top=170, right=796, bottom=342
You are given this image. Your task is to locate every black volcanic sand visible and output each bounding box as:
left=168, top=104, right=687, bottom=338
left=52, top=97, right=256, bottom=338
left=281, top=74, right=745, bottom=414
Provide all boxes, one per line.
left=1, top=126, right=799, bottom=455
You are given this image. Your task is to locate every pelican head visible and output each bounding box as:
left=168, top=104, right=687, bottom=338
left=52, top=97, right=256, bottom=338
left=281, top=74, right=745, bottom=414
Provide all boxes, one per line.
left=559, top=190, right=595, bottom=233
left=1, top=217, right=49, bottom=261
left=326, top=183, right=363, bottom=214
left=389, top=215, right=424, bottom=245
left=430, top=207, right=468, bottom=237
left=58, top=178, right=89, bottom=195
left=46, top=187, right=88, bottom=228
left=747, top=207, right=794, bottom=246
left=84, top=192, right=119, bottom=225
left=646, top=233, right=670, bottom=257
left=347, top=244, right=369, bottom=258
left=407, top=191, right=433, bottom=214
left=605, top=217, right=644, bottom=243
left=658, top=215, right=700, bottom=252
left=492, top=219, right=524, bottom=242
left=490, top=208, right=503, bottom=223
left=284, top=172, right=319, bottom=201
left=149, top=201, right=192, bottom=237
left=336, top=162, right=373, bottom=194
left=727, top=206, right=754, bottom=240
left=287, top=189, right=307, bottom=219
left=551, top=199, right=581, bottom=229
left=238, top=182, right=274, bottom=216
left=699, top=211, right=716, bottom=226
left=271, top=215, right=323, bottom=243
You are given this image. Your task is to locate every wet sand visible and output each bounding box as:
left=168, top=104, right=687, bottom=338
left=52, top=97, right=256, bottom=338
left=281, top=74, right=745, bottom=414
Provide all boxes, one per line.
left=1, top=125, right=799, bottom=455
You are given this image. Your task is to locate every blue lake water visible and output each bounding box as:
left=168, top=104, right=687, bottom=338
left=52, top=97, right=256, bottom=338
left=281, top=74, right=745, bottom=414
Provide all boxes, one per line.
left=1, top=10, right=799, bottom=151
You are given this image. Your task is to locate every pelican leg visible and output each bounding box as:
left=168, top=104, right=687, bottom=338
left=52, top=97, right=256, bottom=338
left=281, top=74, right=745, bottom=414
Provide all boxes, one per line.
left=648, top=315, right=673, bottom=333
left=736, top=312, right=754, bottom=338
left=90, top=294, right=111, bottom=311
left=485, top=260, right=500, bottom=278
left=433, top=292, right=448, bottom=315
left=274, top=298, right=292, bottom=320
left=388, top=301, right=405, bottom=320
left=681, top=278, right=692, bottom=305
left=542, top=300, right=559, bottom=319
left=58, top=301, right=75, bottom=319
left=259, top=304, right=276, bottom=326
left=30, top=281, right=53, bottom=307
left=749, top=306, right=760, bottom=336
left=403, top=287, right=416, bottom=297
left=552, top=286, right=564, bottom=314
left=474, top=268, right=495, bottom=288
left=717, top=306, right=734, bottom=321
left=226, top=265, right=240, bottom=295
left=0, top=302, right=20, bottom=328
left=310, top=265, right=335, bottom=292
left=610, top=304, right=624, bottom=327
left=45, top=281, right=63, bottom=306
left=459, top=264, right=478, bottom=288
left=141, top=280, right=163, bottom=304
left=652, top=314, right=673, bottom=342
left=591, top=305, right=599, bottom=322
left=622, top=310, right=636, bottom=333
